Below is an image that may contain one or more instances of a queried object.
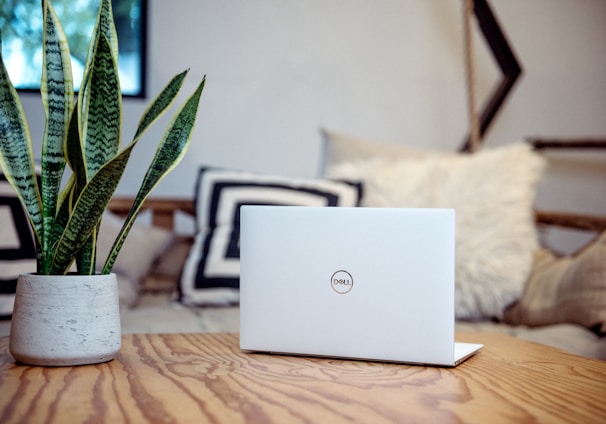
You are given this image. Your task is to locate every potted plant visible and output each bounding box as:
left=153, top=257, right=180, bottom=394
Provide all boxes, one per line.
left=0, top=0, right=205, bottom=366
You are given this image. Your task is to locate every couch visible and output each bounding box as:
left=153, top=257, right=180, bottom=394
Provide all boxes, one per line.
left=2, top=133, right=605, bottom=361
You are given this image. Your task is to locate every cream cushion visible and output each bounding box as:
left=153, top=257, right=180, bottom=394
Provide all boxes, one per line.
left=97, top=211, right=173, bottom=308
left=504, top=232, right=606, bottom=334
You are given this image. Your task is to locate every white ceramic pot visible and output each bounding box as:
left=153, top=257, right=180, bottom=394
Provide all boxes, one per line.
left=9, top=273, right=121, bottom=366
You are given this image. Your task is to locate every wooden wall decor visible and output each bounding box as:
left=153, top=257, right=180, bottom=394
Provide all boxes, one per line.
left=460, top=0, right=523, bottom=152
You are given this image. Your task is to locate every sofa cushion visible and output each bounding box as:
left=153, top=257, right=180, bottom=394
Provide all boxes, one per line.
left=0, top=174, right=37, bottom=319
left=325, top=136, right=545, bottom=320
left=179, top=167, right=362, bottom=306
left=96, top=210, right=173, bottom=308
left=139, top=235, right=194, bottom=292
left=504, top=231, right=606, bottom=335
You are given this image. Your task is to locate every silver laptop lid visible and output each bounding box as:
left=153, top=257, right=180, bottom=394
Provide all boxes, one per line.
left=240, top=206, right=457, bottom=365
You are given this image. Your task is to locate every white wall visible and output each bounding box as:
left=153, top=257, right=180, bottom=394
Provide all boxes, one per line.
left=18, top=0, right=606, bottom=252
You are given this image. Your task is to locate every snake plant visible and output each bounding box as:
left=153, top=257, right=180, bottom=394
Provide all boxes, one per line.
left=0, top=0, right=205, bottom=275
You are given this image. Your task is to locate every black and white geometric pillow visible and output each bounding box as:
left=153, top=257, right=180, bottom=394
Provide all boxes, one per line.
left=0, top=174, right=37, bottom=319
left=178, top=167, right=362, bottom=306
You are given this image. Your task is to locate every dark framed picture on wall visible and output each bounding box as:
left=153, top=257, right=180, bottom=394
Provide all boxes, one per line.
left=0, top=0, right=147, bottom=98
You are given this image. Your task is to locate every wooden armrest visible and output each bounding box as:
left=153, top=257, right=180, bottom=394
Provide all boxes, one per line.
left=527, top=138, right=606, bottom=150
left=109, top=197, right=195, bottom=230
left=108, top=197, right=606, bottom=234
left=535, top=209, right=606, bottom=232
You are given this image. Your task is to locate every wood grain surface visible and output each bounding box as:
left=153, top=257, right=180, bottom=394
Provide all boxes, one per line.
left=1, top=332, right=605, bottom=423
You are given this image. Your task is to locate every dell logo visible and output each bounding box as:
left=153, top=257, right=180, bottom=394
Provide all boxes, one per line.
left=331, top=270, right=353, bottom=294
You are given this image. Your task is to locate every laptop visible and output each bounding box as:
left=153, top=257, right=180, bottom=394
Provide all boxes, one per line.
left=239, top=206, right=483, bottom=367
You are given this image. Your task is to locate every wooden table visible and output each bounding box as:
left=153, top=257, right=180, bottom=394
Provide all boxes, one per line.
left=1, top=332, right=605, bottom=423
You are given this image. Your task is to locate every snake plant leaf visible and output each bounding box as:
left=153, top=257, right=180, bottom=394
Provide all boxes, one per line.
left=50, top=175, right=97, bottom=275
left=80, top=33, right=121, bottom=180
left=0, top=32, right=44, bottom=249
left=64, top=107, right=87, bottom=199
left=50, top=176, right=75, bottom=252
left=84, top=0, right=119, bottom=76
left=134, top=70, right=189, bottom=141
left=50, top=143, right=136, bottom=275
left=79, top=0, right=118, bottom=121
left=40, top=0, right=74, bottom=269
left=75, top=233, right=97, bottom=275
left=102, top=77, right=206, bottom=274
left=75, top=29, right=120, bottom=273
left=64, top=104, right=98, bottom=275
left=40, top=109, right=83, bottom=273
left=65, top=108, right=97, bottom=275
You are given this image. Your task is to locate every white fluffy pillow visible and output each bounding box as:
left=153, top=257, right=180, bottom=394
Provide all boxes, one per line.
left=327, top=143, right=546, bottom=320
left=320, top=128, right=450, bottom=171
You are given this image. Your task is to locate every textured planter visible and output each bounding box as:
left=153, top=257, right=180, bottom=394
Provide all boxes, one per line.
left=9, top=273, right=121, bottom=366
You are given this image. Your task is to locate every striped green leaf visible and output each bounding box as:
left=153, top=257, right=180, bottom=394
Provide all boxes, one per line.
left=80, top=33, right=121, bottom=179
left=80, top=0, right=118, bottom=122
left=42, top=109, right=85, bottom=273
left=40, top=0, right=74, bottom=270
left=50, top=143, right=136, bottom=275
left=134, top=70, right=189, bottom=141
left=64, top=107, right=86, bottom=199
left=63, top=107, right=100, bottom=275
left=51, top=176, right=74, bottom=245
left=75, top=30, right=120, bottom=273
left=75, top=233, right=97, bottom=275
left=0, top=32, right=43, bottom=253
left=102, top=77, right=206, bottom=273
left=84, top=0, right=119, bottom=74
left=47, top=176, right=75, bottom=273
